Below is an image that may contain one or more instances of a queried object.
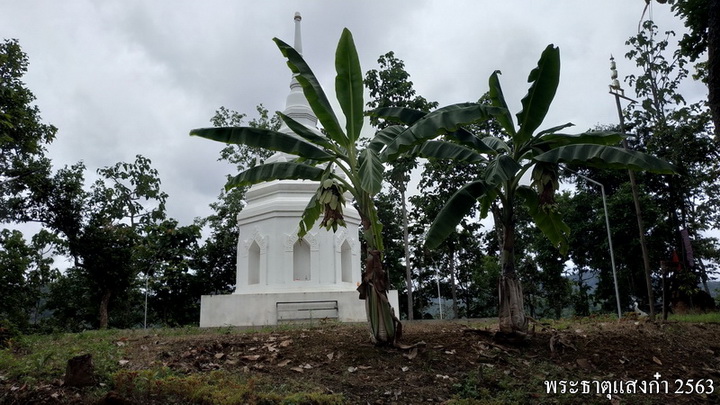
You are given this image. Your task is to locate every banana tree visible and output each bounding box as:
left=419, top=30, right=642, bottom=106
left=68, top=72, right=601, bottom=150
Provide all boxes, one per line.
left=191, top=29, right=496, bottom=345
left=376, top=44, right=675, bottom=336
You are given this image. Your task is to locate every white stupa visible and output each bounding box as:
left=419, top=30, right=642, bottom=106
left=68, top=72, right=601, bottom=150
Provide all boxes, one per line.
left=199, top=13, right=397, bottom=327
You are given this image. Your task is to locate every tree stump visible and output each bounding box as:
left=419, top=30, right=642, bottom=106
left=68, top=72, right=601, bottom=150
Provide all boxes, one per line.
left=64, top=353, right=95, bottom=387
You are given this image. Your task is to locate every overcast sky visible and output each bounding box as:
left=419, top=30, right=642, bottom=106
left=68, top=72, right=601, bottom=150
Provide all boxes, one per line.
left=0, top=1, right=704, bottom=228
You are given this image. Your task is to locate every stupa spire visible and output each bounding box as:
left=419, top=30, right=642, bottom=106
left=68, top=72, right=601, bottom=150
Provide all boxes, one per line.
left=278, top=12, right=317, bottom=135
left=294, top=12, right=303, bottom=55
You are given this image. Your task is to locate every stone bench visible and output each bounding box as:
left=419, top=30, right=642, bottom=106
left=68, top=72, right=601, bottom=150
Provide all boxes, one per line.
left=276, top=300, right=339, bottom=322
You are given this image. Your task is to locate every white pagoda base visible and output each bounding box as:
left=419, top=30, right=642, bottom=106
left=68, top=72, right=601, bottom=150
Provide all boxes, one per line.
left=198, top=179, right=399, bottom=327
left=200, top=289, right=399, bottom=327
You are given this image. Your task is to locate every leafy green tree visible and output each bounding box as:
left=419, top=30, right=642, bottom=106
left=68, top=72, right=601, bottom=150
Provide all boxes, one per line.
left=36, top=156, right=169, bottom=329
left=86, top=155, right=168, bottom=328
left=667, top=0, right=720, bottom=138
left=0, top=39, right=56, bottom=223
left=140, top=219, right=201, bottom=326
left=0, top=229, right=58, bottom=331
left=377, top=45, right=674, bottom=336
left=622, top=21, right=720, bottom=310
left=365, top=51, right=438, bottom=320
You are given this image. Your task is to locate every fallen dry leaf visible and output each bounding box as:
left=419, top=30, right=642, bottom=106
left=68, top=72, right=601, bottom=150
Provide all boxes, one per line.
left=277, top=359, right=291, bottom=367
left=403, top=348, right=418, bottom=360
left=242, top=355, right=261, bottom=361
left=290, top=367, right=304, bottom=373
left=653, top=356, right=663, bottom=366
left=280, top=339, right=293, bottom=347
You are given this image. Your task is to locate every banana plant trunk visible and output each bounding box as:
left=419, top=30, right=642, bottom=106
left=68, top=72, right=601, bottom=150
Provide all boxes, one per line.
left=497, top=208, right=528, bottom=335
left=357, top=199, right=400, bottom=346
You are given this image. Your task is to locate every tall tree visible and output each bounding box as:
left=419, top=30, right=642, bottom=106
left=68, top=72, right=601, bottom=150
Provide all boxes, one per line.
left=37, top=156, right=169, bottom=329
left=364, top=51, right=438, bottom=320
left=667, top=0, right=720, bottom=139
left=377, top=44, right=674, bottom=336
left=88, top=155, right=168, bottom=328
left=0, top=39, right=56, bottom=223
left=623, top=20, right=720, bottom=310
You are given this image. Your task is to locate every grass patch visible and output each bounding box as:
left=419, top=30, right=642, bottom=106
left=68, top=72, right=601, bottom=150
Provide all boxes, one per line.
left=0, top=329, right=122, bottom=384
left=113, top=369, right=344, bottom=405
left=667, top=311, right=720, bottom=323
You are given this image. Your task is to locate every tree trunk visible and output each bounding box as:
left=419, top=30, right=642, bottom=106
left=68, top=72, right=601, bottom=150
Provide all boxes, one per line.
left=497, top=210, right=528, bottom=335
left=708, top=0, right=719, bottom=140
left=401, top=188, right=414, bottom=320
left=98, top=289, right=111, bottom=329
left=449, top=247, right=459, bottom=319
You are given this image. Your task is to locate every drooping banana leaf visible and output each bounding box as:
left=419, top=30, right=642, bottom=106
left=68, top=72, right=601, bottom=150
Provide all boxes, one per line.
left=298, top=191, right=322, bottom=238
left=417, top=141, right=485, bottom=163
left=445, top=127, right=497, bottom=154
left=538, top=130, right=626, bottom=147
left=381, top=103, right=498, bottom=160
left=370, top=106, right=428, bottom=126
left=367, top=125, right=405, bottom=154
left=426, top=180, right=488, bottom=249
left=190, top=127, right=334, bottom=161
left=277, top=112, right=333, bottom=150
left=481, top=136, right=511, bottom=154
left=534, top=122, right=575, bottom=138
left=533, top=144, right=676, bottom=174
left=225, top=162, right=325, bottom=190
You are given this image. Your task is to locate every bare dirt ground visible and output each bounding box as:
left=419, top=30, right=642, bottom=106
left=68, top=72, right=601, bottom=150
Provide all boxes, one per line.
left=4, top=317, right=720, bottom=404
